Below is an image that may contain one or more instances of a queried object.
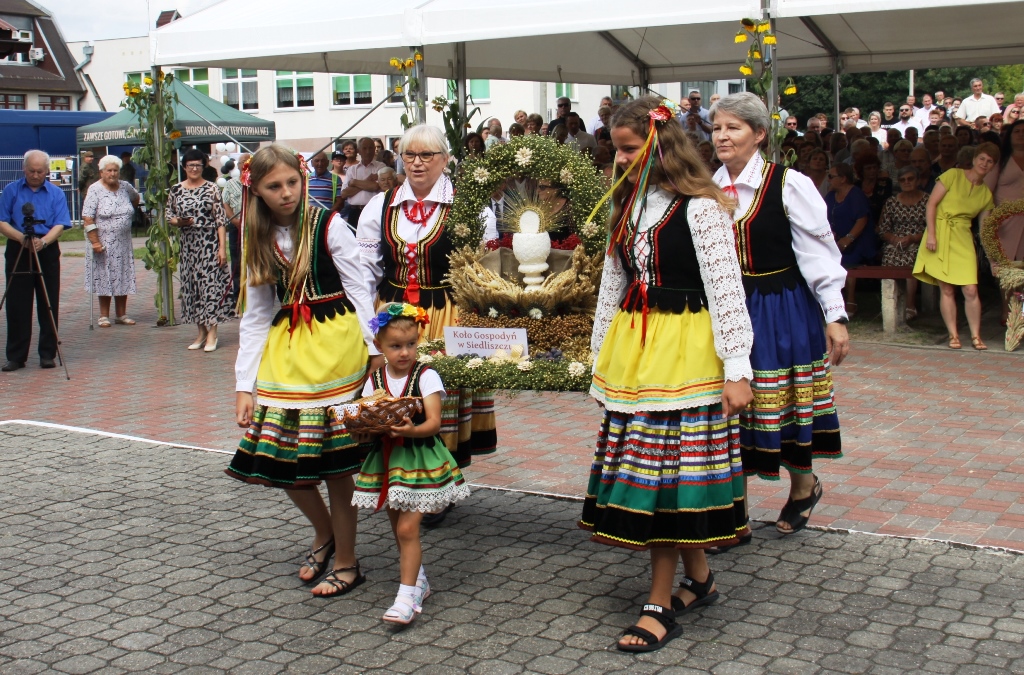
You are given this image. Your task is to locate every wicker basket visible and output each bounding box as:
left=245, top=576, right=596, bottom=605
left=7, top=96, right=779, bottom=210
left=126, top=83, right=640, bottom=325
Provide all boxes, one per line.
left=331, top=389, right=423, bottom=435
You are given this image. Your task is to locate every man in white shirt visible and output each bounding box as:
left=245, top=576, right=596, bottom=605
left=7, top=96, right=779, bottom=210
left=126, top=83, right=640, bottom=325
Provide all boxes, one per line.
left=892, top=103, right=922, bottom=137
left=915, top=94, right=938, bottom=126
left=848, top=107, right=868, bottom=129
left=589, top=96, right=614, bottom=135
left=340, top=137, right=385, bottom=230
left=682, top=89, right=712, bottom=140
left=565, top=113, right=597, bottom=155
left=956, top=78, right=1001, bottom=126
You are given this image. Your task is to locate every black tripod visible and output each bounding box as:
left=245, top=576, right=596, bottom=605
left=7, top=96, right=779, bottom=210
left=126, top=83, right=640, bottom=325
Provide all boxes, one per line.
left=0, top=205, right=70, bottom=380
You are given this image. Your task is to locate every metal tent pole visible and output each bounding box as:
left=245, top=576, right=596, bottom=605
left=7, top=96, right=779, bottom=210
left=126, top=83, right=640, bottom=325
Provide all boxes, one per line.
left=411, top=46, right=426, bottom=125
left=456, top=42, right=467, bottom=144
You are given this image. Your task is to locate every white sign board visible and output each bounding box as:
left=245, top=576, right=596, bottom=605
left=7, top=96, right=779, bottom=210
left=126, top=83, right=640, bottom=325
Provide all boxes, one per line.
left=443, top=327, right=529, bottom=358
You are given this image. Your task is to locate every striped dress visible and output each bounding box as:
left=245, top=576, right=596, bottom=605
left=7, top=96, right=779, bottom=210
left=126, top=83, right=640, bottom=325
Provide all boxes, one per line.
left=580, top=190, right=754, bottom=550
left=352, top=363, right=471, bottom=512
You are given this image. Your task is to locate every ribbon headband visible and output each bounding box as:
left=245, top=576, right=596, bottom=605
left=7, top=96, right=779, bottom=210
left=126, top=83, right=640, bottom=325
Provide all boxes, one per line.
left=369, top=303, right=430, bottom=335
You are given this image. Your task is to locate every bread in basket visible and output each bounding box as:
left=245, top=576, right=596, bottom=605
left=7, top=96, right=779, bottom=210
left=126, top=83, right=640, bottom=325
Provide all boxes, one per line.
left=330, top=389, right=423, bottom=435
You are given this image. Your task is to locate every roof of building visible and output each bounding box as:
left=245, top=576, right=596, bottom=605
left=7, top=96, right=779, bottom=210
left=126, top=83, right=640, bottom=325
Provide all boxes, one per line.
left=0, top=11, right=85, bottom=95
left=0, top=0, right=47, bottom=17
left=156, top=10, right=181, bottom=28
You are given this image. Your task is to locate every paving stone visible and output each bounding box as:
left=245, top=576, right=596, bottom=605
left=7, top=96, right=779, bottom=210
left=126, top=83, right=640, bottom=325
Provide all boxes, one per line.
left=1, top=429, right=1023, bottom=673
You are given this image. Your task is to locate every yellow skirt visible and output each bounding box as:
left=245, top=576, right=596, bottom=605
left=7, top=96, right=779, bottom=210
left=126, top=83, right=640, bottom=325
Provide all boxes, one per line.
left=591, top=308, right=724, bottom=413
left=256, top=309, right=368, bottom=409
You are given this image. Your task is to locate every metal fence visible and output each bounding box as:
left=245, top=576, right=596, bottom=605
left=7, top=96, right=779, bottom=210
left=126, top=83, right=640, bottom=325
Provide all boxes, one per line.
left=0, top=155, right=80, bottom=223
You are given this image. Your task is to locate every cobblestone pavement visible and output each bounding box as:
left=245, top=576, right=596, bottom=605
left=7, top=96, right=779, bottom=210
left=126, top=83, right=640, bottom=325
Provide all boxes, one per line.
left=1, top=256, right=1023, bottom=550
left=1, top=424, right=1023, bottom=675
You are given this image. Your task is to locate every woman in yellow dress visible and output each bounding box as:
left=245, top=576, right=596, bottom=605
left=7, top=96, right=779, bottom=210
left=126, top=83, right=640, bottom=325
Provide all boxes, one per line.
left=913, top=142, right=999, bottom=350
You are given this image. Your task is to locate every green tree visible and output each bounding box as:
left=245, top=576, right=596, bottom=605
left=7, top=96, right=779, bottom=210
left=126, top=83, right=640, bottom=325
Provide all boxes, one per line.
left=990, top=65, right=1024, bottom=98
left=775, top=67, right=1003, bottom=125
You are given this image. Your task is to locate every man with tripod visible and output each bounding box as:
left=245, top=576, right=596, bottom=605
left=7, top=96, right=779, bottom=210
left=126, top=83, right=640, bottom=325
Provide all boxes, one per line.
left=0, top=150, right=69, bottom=371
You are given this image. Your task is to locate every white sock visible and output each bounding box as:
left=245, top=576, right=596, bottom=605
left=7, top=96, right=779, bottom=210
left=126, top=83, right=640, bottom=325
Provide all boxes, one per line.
left=399, top=583, right=418, bottom=599
left=417, top=566, right=426, bottom=581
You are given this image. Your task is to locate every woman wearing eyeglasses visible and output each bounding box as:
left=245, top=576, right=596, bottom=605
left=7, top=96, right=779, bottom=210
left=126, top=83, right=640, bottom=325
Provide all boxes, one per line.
left=878, top=166, right=928, bottom=320
left=167, top=148, right=233, bottom=351
left=356, top=125, right=497, bottom=524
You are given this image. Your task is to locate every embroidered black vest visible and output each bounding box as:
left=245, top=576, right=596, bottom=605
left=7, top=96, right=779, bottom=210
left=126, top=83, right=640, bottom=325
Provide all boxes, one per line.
left=733, top=162, right=803, bottom=295
left=271, top=206, right=354, bottom=326
left=378, top=188, right=454, bottom=310
left=371, top=362, right=429, bottom=426
left=617, top=195, right=708, bottom=315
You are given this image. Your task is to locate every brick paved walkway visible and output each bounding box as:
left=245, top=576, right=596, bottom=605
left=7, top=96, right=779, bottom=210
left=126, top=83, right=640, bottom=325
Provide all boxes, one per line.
left=1, top=425, right=1022, bottom=674
left=1, top=255, right=1023, bottom=550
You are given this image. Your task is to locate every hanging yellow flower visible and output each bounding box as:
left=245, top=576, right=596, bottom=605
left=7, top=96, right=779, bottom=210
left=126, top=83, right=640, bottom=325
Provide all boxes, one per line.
left=757, top=21, right=770, bottom=32
left=784, top=84, right=797, bottom=95
left=130, top=87, right=142, bottom=96
left=143, top=76, right=153, bottom=86
left=741, top=18, right=756, bottom=31
left=169, top=130, right=182, bottom=140
left=752, top=50, right=762, bottom=60
left=414, top=52, right=423, bottom=61
left=771, top=112, right=781, bottom=120
left=393, top=85, right=404, bottom=94
left=404, top=58, right=414, bottom=68
left=763, top=34, right=777, bottom=45
left=735, top=32, right=748, bottom=43
left=389, top=57, right=401, bottom=68
left=739, top=65, right=753, bottom=76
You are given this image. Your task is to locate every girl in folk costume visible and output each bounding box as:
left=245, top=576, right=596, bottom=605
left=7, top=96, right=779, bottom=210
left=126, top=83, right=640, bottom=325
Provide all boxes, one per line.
left=357, top=125, right=496, bottom=524
left=227, top=145, right=384, bottom=597
left=582, top=97, right=755, bottom=652
left=351, top=303, right=471, bottom=624
left=710, top=93, right=850, bottom=541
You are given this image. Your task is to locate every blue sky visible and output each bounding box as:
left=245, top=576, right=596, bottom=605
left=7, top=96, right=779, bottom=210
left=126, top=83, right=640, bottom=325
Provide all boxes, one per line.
left=42, top=0, right=219, bottom=41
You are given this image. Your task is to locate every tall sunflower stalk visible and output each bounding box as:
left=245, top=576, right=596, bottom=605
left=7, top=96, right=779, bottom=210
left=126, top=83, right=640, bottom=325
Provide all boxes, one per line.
left=388, top=53, right=424, bottom=130
left=735, top=19, right=797, bottom=165
left=122, top=69, right=179, bottom=325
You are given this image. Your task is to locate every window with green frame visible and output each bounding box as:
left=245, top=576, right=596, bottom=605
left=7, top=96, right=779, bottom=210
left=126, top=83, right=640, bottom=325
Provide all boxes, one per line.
left=332, top=74, right=372, bottom=106
left=445, top=79, right=490, bottom=101
left=125, top=72, right=145, bottom=86
left=555, top=82, right=575, bottom=100
left=174, top=68, right=209, bottom=96
left=276, top=71, right=315, bottom=108
left=222, top=68, right=259, bottom=110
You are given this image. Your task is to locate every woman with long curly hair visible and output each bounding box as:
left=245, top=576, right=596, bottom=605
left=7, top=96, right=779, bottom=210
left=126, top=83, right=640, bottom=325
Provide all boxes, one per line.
left=582, top=96, right=754, bottom=652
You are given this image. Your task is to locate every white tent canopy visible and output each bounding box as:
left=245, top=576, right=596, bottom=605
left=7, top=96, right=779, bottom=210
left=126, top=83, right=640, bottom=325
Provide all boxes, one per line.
left=153, top=0, right=1024, bottom=83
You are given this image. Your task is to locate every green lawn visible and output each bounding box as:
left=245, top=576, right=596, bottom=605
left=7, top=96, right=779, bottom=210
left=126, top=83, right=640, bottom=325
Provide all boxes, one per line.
left=0, top=226, right=86, bottom=244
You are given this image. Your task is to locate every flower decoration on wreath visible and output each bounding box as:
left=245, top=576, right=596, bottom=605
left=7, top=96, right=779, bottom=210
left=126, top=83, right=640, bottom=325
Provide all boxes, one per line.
left=447, top=134, right=608, bottom=256
left=980, top=198, right=1024, bottom=351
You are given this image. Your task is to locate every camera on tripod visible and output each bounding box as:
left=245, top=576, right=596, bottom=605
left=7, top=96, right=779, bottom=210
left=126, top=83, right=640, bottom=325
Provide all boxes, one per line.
left=20, top=203, right=45, bottom=244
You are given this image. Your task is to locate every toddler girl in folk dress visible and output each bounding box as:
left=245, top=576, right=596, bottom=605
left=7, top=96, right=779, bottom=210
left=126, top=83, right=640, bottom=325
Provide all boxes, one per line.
left=351, top=303, right=471, bottom=624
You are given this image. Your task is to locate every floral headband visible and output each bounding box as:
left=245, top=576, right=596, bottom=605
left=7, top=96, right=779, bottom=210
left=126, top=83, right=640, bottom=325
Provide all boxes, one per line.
left=369, top=303, right=430, bottom=335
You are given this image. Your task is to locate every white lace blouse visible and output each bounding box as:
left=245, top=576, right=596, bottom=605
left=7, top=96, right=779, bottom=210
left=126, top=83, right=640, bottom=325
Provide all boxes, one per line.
left=591, top=189, right=754, bottom=384
left=235, top=214, right=379, bottom=393
left=713, top=153, right=849, bottom=323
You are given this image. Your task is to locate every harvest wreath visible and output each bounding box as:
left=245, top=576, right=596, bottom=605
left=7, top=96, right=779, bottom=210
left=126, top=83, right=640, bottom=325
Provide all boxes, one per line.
left=980, top=198, right=1024, bottom=351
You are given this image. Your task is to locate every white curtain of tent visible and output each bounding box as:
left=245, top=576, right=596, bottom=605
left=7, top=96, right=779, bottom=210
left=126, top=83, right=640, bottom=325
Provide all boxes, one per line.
left=153, top=0, right=1024, bottom=81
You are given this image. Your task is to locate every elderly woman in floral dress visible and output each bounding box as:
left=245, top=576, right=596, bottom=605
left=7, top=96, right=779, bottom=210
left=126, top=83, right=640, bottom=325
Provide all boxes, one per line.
left=83, top=155, right=140, bottom=327
left=356, top=124, right=497, bottom=525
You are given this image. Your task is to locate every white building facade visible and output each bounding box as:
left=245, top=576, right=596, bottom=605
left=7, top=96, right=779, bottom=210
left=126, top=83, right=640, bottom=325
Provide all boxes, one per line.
left=68, top=36, right=743, bottom=152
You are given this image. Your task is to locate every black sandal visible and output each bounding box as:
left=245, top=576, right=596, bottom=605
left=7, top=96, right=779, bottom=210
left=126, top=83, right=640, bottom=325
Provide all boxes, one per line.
left=301, top=539, right=335, bottom=585
left=312, top=563, right=366, bottom=598
left=670, top=571, right=720, bottom=615
left=617, top=603, right=682, bottom=653
left=707, top=532, right=752, bottom=555
left=776, top=475, right=823, bottom=535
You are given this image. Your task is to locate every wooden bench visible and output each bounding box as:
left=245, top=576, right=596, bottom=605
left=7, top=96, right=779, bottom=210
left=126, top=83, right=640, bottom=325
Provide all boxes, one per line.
left=845, top=266, right=915, bottom=336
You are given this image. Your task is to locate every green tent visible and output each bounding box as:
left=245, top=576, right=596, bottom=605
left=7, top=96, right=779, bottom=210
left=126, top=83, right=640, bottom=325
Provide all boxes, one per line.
left=76, top=79, right=275, bottom=148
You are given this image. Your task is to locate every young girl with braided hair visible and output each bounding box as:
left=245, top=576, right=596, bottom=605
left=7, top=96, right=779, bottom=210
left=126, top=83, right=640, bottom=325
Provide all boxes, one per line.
left=226, top=144, right=383, bottom=598
left=351, top=302, right=470, bottom=624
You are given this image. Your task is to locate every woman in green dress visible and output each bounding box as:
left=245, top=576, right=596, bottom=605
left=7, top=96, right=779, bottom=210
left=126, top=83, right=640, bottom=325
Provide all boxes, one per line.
left=913, top=142, right=999, bottom=350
